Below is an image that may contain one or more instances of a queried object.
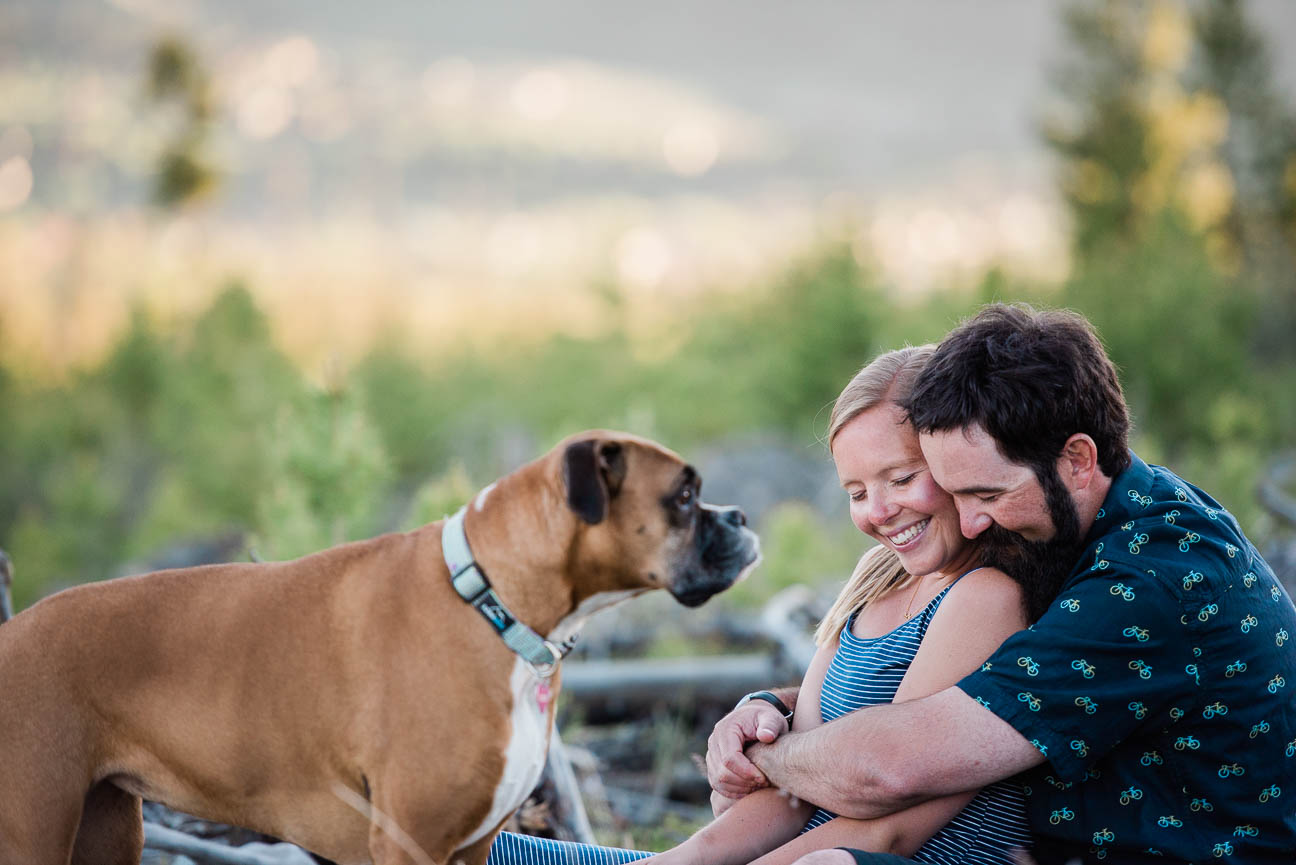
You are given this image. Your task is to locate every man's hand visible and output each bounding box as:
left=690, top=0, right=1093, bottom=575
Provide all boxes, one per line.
left=705, top=701, right=789, bottom=798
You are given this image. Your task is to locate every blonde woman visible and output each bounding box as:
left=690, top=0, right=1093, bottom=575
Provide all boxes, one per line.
left=488, top=347, right=1032, bottom=865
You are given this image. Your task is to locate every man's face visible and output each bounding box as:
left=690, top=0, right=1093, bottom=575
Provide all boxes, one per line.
left=918, top=424, right=1054, bottom=541
left=920, top=424, right=1085, bottom=620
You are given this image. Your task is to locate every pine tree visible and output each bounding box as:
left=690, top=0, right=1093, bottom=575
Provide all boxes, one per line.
left=1190, top=0, right=1296, bottom=363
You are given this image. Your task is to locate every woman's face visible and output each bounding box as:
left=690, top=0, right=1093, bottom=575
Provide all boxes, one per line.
left=831, top=402, right=972, bottom=578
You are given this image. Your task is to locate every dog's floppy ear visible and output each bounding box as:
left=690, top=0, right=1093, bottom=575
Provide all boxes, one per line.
left=564, top=439, right=626, bottom=524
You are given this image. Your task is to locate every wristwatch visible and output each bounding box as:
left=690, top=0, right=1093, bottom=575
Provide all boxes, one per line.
left=735, top=689, right=794, bottom=721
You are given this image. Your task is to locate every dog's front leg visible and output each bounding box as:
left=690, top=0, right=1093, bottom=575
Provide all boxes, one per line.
left=446, top=830, right=500, bottom=865
left=364, top=794, right=470, bottom=865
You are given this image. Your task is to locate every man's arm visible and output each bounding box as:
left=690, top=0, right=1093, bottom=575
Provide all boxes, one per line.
left=746, top=685, right=1045, bottom=819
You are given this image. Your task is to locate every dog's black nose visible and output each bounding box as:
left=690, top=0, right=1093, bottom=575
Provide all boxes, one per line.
left=718, top=506, right=746, bottom=528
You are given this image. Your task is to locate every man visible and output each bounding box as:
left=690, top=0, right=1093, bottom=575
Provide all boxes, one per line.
left=708, top=305, right=1296, bottom=864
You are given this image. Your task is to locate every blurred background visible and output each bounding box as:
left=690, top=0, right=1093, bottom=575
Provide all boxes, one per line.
left=3, top=0, right=1296, bottom=849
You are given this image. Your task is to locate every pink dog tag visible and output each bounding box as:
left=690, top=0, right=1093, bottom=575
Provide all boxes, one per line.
left=535, top=680, right=552, bottom=714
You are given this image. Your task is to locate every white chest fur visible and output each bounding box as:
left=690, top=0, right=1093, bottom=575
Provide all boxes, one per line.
left=459, top=588, right=646, bottom=852
left=460, top=659, right=552, bottom=849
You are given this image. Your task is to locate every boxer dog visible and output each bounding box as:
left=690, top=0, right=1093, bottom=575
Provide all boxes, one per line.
left=0, top=430, right=760, bottom=865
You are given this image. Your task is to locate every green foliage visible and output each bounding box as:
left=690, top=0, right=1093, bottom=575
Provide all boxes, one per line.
left=252, top=384, right=392, bottom=560
left=157, top=283, right=305, bottom=525
left=1041, top=0, right=1296, bottom=520
left=6, top=452, right=130, bottom=608
left=1045, top=1, right=1154, bottom=259
left=401, top=463, right=476, bottom=530
left=3, top=1, right=1294, bottom=611
left=1, top=230, right=1289, bottom=606
left=1061, top=214, right=1260, bottom=454
left=0, top=249, right=896, bottom=605
left=353, top=348, right=457, bottom=482
left=1190, top=0, right=1296, bottom=365
left=154, top=146, right=218, bottom=208
left=145, top=35, right=218, bottom=208
left=723, top=501, right=863, bottom=608
left=662, top=247, right=882, bottom=442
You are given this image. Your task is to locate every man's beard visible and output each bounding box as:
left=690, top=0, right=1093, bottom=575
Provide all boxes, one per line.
left=980, top=466, right=1084, bottom=623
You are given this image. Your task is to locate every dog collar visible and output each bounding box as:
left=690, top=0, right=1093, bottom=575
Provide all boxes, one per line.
left=442, top=506, right=571, bottom=679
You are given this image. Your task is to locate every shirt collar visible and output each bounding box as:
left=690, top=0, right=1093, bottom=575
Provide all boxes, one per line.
left=1084, top=450, right=1153, bottom=548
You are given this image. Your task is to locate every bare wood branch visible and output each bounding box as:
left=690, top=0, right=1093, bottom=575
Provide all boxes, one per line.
left=545, top=728, right=598, bottom=844
left=757, top=585, right=821, bottom=673
left=561, top=654, right=789, bottom=704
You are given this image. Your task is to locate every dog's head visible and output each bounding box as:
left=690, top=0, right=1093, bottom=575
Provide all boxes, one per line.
left=559, top=431, right=761, bottom=607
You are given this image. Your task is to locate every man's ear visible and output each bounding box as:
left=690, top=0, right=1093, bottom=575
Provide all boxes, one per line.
left=564, top=439, right=627, bottom=524
left=1058, top=433, right=1099, bottom=491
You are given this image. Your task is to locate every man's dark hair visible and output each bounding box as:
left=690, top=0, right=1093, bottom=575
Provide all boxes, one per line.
left=904, top=303, right=1132, bottom=479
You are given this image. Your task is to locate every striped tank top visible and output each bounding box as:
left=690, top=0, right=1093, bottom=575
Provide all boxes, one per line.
left=800, top=577, right=1032, bottom=864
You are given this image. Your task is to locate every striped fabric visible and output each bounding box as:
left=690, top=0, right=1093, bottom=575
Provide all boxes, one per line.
left=487, top=575, right=1031, bottom=865
left=802, top=579, right=1032, bottom=865
left=487, top=830, right=652, bottom=865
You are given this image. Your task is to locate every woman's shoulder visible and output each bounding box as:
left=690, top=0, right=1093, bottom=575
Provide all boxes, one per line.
left=952, top=564, right=1020, bottom=591
left=934, top=566, right=1027, bottom=626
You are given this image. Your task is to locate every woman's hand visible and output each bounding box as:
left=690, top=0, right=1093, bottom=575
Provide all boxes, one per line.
left=705, top=702, right=787, bottom=797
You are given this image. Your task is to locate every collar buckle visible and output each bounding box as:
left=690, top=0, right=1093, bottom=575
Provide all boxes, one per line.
left=442, top=506, right=570, bottom=680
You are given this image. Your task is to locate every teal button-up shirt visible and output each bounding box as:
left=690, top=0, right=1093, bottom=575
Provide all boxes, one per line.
left=958, top=453, right=1296, bottom=864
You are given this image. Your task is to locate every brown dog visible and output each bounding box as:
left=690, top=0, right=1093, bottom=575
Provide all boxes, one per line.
left=0, top=431, right=760, bottom=865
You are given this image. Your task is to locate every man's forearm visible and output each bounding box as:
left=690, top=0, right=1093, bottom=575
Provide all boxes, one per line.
left=746, top=700, right=933, bottom=819
left=746, top=728, right=909, bottom=819
left=746, top=688, right=1042, bottom=819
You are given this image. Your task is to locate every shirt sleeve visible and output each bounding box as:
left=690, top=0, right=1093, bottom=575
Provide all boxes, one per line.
left=956, top=567, right=1201, bottom=782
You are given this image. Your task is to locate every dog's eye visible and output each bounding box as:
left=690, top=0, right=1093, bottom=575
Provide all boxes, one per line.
left=676, top=488, right=695, bottom=509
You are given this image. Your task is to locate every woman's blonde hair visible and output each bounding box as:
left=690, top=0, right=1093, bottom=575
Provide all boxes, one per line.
left=813, top=344, right=937, bottom=646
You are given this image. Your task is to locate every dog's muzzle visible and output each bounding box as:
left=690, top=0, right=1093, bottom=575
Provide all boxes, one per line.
left=669, top=505, right=761, bottom=607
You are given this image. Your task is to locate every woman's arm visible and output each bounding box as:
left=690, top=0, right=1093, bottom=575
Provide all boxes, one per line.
left=650, top=637, right=839, bottom=865
left=751, top=567, right=1029, bottom=858
left=668, top=568, right=1028, bottom=865
left=649, top=787, right=816, bottom=865
left=746, top=797, right=980, bottom=865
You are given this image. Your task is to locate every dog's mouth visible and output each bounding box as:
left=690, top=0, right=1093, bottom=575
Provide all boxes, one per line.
left=668, top=520, right=761, bottom=608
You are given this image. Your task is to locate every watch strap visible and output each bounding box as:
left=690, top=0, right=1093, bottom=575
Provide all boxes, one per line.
left=736, top=689, right=793, bottom=720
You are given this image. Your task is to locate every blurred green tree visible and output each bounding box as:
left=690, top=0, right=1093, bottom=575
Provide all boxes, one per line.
left=1044, top=0, right=1296, bottom=513
left=252, top=382, right=392, bottom=561
left=1045, top=1, right=1155, bottom=259
left=1190, top=0, right=1296, bottom=374
left=146, top=36, right=219, bottom=208
left=155, top=282, right=304, bottom=526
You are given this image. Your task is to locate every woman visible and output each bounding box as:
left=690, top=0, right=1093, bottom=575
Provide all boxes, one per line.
left=489, top=346, right=1031, bottom=865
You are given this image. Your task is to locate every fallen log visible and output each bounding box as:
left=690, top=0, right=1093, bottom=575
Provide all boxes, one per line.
left=560, top=586, right=821, bottom=707
left=561, top=653, right=790, bottom=704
